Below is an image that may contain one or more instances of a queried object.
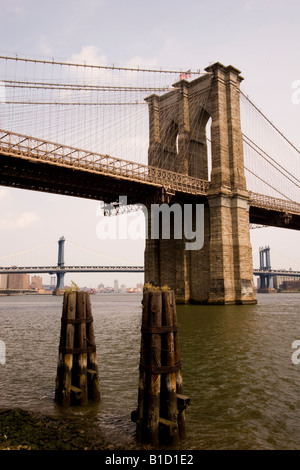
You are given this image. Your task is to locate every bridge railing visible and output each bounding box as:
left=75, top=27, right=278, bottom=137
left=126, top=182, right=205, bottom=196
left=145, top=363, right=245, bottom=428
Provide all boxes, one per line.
left=0, top=129, right=209, bottom=196
left=1, top=129, right=300, bottom=215
left=249, top=191, right=300, bottom=215
left=253, top=269, right=300, bottom=274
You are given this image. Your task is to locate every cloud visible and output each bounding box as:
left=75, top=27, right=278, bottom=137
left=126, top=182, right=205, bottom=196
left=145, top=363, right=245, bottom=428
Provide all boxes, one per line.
left=0, top=211, right=39, bottom=230
left=123, top=56, right=159, bottom=69
left=68, top=45, right=107, bottom=67
left=67, top=46, right=160, bottom=74
left=37, top=35, right=54, bottom=57
left=0, top=212, right=14, bottom=230
left=243, top=1, right=254, bottom=10
left=16, top=212, right=39, bottom=228
left=66, top=46, right=109, bottom=86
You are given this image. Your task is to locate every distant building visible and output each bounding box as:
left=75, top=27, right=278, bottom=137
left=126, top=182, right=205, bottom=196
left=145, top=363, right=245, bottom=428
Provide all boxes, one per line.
left=7, top=273, right=30, bottom=289
left=273, top=274, right=300, bottom=290
left=0, top=274, right=8, bottom=289
left=114, top=279, right=119, bottom=293
left=280, top=280, right=300, bottom=291
left=31, top=275, right=43, bottom=290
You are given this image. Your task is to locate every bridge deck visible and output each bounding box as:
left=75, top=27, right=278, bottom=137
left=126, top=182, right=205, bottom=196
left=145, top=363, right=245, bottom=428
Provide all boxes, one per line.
left=1, top=129, right=300, bottom=229
left=2, top=266, right=300, bottom=276
left=0, top=266, right=145, bottom=274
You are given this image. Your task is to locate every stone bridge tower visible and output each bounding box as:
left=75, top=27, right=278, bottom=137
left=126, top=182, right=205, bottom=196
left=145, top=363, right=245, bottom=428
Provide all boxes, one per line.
left=144, top=62, right=256, bottom=304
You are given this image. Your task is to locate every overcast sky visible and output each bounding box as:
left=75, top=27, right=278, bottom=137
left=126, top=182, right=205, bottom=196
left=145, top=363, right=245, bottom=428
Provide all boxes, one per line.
left=0, top=0, right=299, bottom=288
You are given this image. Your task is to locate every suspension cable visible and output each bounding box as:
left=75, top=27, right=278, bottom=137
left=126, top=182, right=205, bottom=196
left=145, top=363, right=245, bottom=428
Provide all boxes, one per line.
left=0, top=55, right=206, bottom=76
left=240, top=90, right=300, bottom=155
left=243, top=133, right=300, bottom=188
left=244, top=166, right=294, bottom=201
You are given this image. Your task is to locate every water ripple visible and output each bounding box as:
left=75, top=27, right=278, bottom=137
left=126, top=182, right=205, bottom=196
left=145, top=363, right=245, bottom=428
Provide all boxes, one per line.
left=1, top=293, right=300, bottom=449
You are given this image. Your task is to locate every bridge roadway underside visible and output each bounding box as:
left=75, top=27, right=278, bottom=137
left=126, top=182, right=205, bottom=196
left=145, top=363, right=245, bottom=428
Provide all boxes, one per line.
left=249, top=206, right=300, bottom=230
left=0, top=153, right=162, bottom=206
left=1, top=152, right=300, bottom=230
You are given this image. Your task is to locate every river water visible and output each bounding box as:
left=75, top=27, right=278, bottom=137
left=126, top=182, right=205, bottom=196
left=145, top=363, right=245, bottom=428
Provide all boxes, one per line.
left=0, top=292, right=300, bottom=450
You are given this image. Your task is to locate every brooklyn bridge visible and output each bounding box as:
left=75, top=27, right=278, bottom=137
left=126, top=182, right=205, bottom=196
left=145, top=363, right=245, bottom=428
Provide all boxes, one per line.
left=0, top=56, right=299, bottom=304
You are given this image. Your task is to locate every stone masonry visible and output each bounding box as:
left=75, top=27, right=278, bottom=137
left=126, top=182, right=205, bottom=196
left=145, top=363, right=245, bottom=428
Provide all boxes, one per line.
left=144, top=62, right=256, bottom=304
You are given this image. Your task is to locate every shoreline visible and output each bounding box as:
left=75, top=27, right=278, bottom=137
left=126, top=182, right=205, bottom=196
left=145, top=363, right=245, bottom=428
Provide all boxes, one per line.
left=0, top=408, right=141, bottom=451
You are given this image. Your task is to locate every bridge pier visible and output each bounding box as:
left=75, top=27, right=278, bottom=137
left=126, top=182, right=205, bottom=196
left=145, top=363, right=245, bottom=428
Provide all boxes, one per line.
left=145, top=196, right=255, bottom=304
left=144, top=62, right=256, bottom=305
left=207, top=191, right=255, bottom=304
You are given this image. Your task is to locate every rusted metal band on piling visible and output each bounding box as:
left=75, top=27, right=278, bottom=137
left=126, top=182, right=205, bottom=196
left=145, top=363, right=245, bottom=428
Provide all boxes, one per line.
left=141, top=324, right=178, bottom=334
left=59, top=345, right=96, bottom=354
left=139, top=361, right=181, bottom=374
left=61, top=317, right=93, bottom=324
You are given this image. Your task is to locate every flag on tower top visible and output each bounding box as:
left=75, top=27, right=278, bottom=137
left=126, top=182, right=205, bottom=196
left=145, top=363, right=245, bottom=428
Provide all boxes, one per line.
left=180, top=70, right=191, bottom=80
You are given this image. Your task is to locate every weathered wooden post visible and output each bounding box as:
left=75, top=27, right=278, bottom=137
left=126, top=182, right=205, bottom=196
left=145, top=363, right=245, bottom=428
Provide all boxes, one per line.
left=55, top=290, right=100, bottom=406
left=132, top=286, right=190, bottom=446
left=146, top=290, right=162, bottom=446
left=86, top=293, right=101, bottom=402
left=76, top=291, right=88, bottom=405
left=160, top=290, right=180, bottom=444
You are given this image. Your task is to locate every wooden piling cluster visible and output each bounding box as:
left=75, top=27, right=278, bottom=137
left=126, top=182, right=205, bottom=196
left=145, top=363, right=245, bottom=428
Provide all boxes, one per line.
left=55, top=290, right=100, bottom=407
left=132, top=288, right=190, bottom=446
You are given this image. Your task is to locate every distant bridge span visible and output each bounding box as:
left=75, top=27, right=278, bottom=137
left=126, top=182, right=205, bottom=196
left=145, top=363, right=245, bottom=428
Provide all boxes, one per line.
left=253, top=269, right=300, bottom=277
left=0, top=265, right=144, bottom=274
left=3, top=266, right=300, bottom=278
